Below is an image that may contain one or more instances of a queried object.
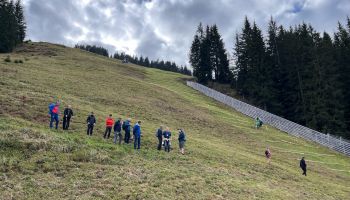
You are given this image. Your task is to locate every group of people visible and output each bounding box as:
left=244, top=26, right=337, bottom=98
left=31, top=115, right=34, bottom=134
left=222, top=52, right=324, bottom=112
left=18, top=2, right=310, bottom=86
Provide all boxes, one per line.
left=155, top=125, right=186, bottom=154
left=48, top=101, right=186, bottom=153
left=48, top=101, right=74, bottom=130
left=49, top=101, right=308, bottom=173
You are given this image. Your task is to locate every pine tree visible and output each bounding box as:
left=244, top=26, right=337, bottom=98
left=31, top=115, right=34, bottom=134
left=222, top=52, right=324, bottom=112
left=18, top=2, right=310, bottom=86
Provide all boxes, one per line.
left=0, top=0, right=19, bottom=53
left=190, top=23, right=203, bottom=79
left=334, top=22, right=350, bottom=138
left=248, top=22, right=268, bottom=109
left=315, top=32, right=345, bottom=135
left=209, top=24, right=231, bottom=83
left=15, top=0, right=25, bottom=43
left=234, top=17, right=252, bottom=99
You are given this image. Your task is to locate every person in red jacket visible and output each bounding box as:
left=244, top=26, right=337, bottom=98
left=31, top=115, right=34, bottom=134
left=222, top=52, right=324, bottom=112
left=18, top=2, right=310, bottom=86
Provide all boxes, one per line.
left=104, top=114, right=114, bottom=139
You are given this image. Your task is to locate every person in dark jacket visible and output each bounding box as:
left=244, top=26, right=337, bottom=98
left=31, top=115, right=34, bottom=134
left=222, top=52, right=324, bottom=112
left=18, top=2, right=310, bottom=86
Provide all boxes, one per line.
left=133, top=121, right=142, bottom=150
left=104, top=114, right=114, bottom=139
left=300, top=157, right=307, bottom=176
left=62, top=105, right=73, bottom=130
left=123, top=118, right=131, bottom=144
left=113, top=118, right=123, bottom=144
left=49, top=101, right=60, bottom=129
left=163, top=127, right=171, bottom=152
left=156, top=126, right=163, bottom=150
left=178, top=129, right=186, bottom=155
left=86, top=112, right=96, bottom=136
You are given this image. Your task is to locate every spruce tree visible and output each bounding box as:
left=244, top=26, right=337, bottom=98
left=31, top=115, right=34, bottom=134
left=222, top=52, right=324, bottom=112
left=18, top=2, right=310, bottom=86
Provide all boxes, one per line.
left=234, top=17, right=252, bottom=99
left=15, top=0, right=25, bottom=43
left=190, top=23, right=204, bottom=80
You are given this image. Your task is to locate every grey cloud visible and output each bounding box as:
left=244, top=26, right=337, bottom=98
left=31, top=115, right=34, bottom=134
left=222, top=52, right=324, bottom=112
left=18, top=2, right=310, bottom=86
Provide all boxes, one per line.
left=23, top=0, right=350, bottom=66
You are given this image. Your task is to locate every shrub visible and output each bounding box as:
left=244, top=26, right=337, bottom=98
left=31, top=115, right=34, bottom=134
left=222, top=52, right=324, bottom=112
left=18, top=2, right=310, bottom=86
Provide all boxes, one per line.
left=14, top=59, right=23, bottom=63
left=4, top=56, right=11, bottom=62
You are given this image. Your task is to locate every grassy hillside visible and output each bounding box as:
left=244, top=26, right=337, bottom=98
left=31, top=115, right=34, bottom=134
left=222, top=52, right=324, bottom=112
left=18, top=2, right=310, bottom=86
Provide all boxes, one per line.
left=0, top=42, right=349, bottom=200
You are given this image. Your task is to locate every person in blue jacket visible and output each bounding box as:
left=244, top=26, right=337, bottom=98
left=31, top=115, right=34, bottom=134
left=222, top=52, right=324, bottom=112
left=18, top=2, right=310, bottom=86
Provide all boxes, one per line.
left=123, top=118, right=131, bottom=144
left=133, top=121, right=142, bottom=150
left=163, top=127, right=172, bottom=152
left=49, top=101, right=60, bottom=129
left=113, top=118, right=123, bottom=144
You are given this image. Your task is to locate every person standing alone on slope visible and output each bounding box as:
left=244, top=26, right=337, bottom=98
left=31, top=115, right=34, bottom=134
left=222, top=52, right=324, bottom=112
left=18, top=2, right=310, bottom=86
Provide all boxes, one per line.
left=63, top=105, right=73, bottom=130
left=86, top=112, right=96, bottom=136
left=104, top=114, right=114, bottom=139
left=49, top=101, right=60, bottom=129
left=300, top=157, right=307, bottom=176
left=265, top=147, right=271, bottom=164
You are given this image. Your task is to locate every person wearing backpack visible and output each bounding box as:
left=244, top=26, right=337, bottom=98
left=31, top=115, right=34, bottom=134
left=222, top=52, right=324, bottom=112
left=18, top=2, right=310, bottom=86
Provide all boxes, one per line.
left=163, top=127, right=171, bottom=152
left=86, top=112, right=96, bottom=136
left=300, top=157, right=307, bottom=176
left=155, top=126, right=163, bottom=150
left=255, top=117, right=263, bottom=129
left=104, top=114, right=114, bottom=139
left=49, top=101, right=60, bottom=129
left=133, top=121, right=142, bottom=150
left=123, top=118, right=131, bottom=144
left=178, top=129, right=186, bottom=155
left=62, top=105, right=73, bottom=130
left=113, top=118, right=123, bottom=144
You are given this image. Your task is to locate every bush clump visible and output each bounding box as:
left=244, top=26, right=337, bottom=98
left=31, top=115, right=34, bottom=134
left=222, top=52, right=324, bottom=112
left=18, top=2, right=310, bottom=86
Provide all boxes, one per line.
left=4, top=56, right=11, bottom=62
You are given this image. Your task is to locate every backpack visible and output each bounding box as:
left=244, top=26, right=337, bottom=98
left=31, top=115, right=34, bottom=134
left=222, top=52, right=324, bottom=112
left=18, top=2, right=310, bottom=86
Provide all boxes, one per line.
left=52, top=105, right=58, bottom=114
left=122, top=122, right=127, bottom=131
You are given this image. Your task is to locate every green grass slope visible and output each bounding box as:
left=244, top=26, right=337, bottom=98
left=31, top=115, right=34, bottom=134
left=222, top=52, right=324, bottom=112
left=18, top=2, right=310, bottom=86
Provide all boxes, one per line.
left=0, top=42, right=349, bottom=200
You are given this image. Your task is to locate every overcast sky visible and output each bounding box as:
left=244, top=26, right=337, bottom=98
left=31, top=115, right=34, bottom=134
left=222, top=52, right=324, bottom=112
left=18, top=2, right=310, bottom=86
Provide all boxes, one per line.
left=22, top=0, right=350, bottom=66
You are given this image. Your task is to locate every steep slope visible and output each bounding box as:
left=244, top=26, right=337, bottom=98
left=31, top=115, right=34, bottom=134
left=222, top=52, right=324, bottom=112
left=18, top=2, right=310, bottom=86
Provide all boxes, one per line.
left=0, top=42, right=349, bottom=200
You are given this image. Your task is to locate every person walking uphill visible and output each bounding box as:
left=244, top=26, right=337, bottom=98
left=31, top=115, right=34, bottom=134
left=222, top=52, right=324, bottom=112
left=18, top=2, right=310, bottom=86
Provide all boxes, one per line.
left=86, top=112, right=96, bottom=136
left=178, top=129, right=186, bottom=155
left=63, top=105, right=73, bottom=130
left=113, top=118, right=123, bottom=144
left=123, top=118, right=131, bottom=144
left=104, top=114, right=114, bottom=139
left=300, top=157, right=307, bottom=176
left=133, top=121, right=142, bottom=150
left=49, top=101, right=60, bottom=129
left=156, top=126, right=163, bottom=150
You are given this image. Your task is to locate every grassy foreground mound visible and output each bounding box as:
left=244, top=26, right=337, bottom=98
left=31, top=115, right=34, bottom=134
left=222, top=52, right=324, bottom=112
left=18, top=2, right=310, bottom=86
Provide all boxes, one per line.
left=0, top=42, right=349, bottom=200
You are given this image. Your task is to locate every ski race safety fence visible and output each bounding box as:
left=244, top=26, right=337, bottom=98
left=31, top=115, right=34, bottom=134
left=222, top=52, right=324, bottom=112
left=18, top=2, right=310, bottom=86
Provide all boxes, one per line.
left=187, top=81, right=350, bottom=157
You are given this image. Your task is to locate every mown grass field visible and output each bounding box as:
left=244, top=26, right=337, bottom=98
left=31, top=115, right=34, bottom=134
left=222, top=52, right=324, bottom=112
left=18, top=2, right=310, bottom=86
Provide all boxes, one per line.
left=0, top=42, right=349, bottom=200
